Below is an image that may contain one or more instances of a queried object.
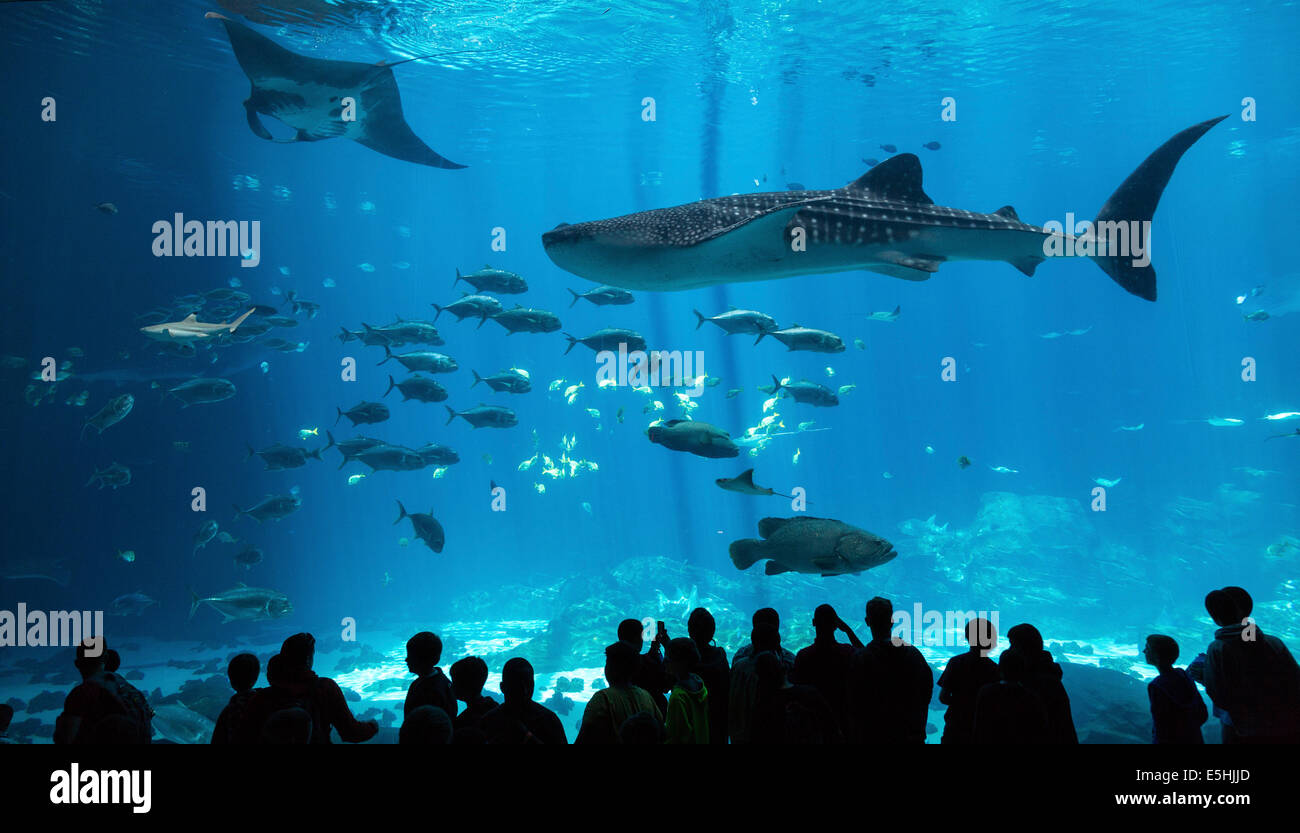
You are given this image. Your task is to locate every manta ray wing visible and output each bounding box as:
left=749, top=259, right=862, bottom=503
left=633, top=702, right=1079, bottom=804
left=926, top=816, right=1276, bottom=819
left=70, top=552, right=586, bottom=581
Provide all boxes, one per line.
left=210, top=14, right=465, bottom=169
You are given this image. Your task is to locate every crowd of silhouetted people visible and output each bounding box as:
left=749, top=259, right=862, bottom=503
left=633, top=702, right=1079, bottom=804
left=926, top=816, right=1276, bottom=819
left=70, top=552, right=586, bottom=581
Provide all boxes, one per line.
left=9, top=584, right=1296, bottom=745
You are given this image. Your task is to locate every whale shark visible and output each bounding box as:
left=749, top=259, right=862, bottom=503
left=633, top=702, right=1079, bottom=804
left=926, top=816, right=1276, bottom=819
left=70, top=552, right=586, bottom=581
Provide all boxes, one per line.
left=207, top=12, right=465, bottom=169
left=542, top=116, right=1227, bottom=301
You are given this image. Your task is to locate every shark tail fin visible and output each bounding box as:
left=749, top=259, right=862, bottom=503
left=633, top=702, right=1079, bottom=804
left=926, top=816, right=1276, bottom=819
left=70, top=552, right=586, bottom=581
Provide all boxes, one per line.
left=1090, top=115, right=1228, bottom=302
left=729, top=539, right=765, bottom=571
left=228, top=308, right=255, bottom=333
left=394, top=500, right=408, bottom=525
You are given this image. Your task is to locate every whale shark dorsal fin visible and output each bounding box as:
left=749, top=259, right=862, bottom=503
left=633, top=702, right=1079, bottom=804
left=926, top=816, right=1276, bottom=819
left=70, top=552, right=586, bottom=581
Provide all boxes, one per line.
left=846, top=153, right=933, bottom=204
left=992, top=205, right=1020, bottom=221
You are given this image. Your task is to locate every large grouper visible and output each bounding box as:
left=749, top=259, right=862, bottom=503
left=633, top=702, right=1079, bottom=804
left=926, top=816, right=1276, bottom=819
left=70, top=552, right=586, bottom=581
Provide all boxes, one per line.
left=730, top=516, right=896, bottom=577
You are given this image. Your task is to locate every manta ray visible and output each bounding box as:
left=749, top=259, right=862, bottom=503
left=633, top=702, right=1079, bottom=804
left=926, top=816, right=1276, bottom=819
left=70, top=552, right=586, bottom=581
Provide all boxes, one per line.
left=207, top=12, right=465, bottom=169
left=542, top=116, right=1227, bottom=301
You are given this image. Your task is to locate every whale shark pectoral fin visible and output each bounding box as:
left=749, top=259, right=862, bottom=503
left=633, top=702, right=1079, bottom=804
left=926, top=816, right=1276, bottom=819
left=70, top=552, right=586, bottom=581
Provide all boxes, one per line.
left=697, top=204, right=809, bottom=247
left=863, top=257, right=939, bottom=282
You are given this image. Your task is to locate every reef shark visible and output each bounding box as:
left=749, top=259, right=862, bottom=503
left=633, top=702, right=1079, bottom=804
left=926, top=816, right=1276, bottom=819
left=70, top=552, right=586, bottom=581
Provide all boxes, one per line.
left=140, top=309, right=255, bottom=342
left=207, top=12, right=465, bottom=169
left=542, top=116, right=1227, bottom=301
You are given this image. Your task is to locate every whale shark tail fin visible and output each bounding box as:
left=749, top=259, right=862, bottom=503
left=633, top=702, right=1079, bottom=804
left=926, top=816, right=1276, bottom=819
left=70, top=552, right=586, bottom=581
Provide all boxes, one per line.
left=1090, top=115, right=1227, bottom=302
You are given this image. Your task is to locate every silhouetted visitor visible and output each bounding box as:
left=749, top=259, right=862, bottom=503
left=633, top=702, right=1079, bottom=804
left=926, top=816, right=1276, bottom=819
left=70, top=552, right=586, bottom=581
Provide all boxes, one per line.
left=577, top=641, right=663, bottom=744
left=728, top=622, right=784, bottom=744
left=404, top=631, right=457, bottom=720
left=619, top=710, right=667, bottom=744
left=664, top=637, right=708, bottom=744
left=753, top=650, right=840, bottom=743
left=617, top=618, right=672, bottom=717
left=973, top=648, right=1050, bottom=743
left=212, top=652, right=260, bottom=744
left=262, top=706, right=312, bottom=744
left=1191, top=587, right=1300, bottom=743
left=688, top=607, right=730, bottom=745
left=103, top=649, right=121, bottom=673
left=238, top=633, right=377, bottom=744
left=0, top=703, right=14, bottom=744
left=54, top=639, right=152, bottom=745
left=400, top=705, right=453, bottom=744
left=937, top=617, right=1000, bottom=744
left=478, top=658, right=568, bottom=744
left=1005, top=623, right=1078, bottom=744
left=792, top=603, right=861, bottom=731
left=1142, top=634, right=1207, bottom=744
left=733, top=607, right=796, bottom=670
left=844, top=597, right=933, bottom=744
left=450, top=656, right=498, bottom=733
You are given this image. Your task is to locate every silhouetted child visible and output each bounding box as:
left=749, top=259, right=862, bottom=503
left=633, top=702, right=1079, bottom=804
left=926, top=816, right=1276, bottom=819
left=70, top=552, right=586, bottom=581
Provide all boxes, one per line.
left=752, top=650, right=840, bottom=743
left=938, top=617, right=1001, bottom=744
left=404, top=631, right=457, bottom=720
left=664, top=638, right=709, bottom=744
left=688, top=607, right=730, bottom=745
left=619, top=710, right=666, bottom=744
left=212, top=652, right=260, bottom=744
left=617, top=618, right=672, bottom=717
left=1143, top=634, right=1207, bottom=744
left=1006, top=623, right=1078, bottom=743
left=449, top=656, right=498, bottom=732
left=400, top=705, right=453, bottom=744
left=973, top=649, right=1049, bottom=744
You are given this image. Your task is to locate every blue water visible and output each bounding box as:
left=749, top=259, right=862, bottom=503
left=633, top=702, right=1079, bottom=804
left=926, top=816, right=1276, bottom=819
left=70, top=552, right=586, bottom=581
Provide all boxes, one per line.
left=1, top=0, right=1297, bottom=739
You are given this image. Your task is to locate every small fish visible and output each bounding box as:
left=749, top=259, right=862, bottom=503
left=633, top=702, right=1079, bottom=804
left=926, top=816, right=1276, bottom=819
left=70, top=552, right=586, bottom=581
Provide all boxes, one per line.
left=824, top=367, right=836, bottom=378
left=861, top=158, right=879, bottom=167
left=431, top=466, right=448, bottom=479
left=726, top=388, right=742, bottom=399
left=115, top=549, right=135, bottom=564
left=1264, top=411, right=1300, bottom=422
left=323, top=278, right=336, bottom=288
left=96, top=202, right=118, bottom=215
left=989, top=465, right=1019, bottom=474
left=298, top=427, right=319, bottom=439
left=958, top=456, right=972, bottom=469
left=382, top=572, right=393, bottom=587
left=924, top=445, right=934, bottom=454
left=1115, top=423, right=1145, bottom=432
left=879, top=144, right=897, bottom=153
left=792, top=448, right=801, bottom=465
left=174, top=441, right=190, bottom=452
left=1206, top=418, right=1244, bottom=427
left=347, top=473, right=366, bottom=485
left=1094, top=477, right=1122, bottom=488
left=837, top=384, right=856, bottom=395
left=921, top=141, right=941, bottom=150
left=1243, top=310, right=1269, bottom=322
left=616, top=407, right=625, bottom=424
left=854, top=338, right=866, bottom=351
left=1266, top=428, right=1300, bottom=441
left=882, top=472, right=893, bottom=479
left=866, top=305, right=900, bottom=322
left=581, top=501, right=592, bottom=514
